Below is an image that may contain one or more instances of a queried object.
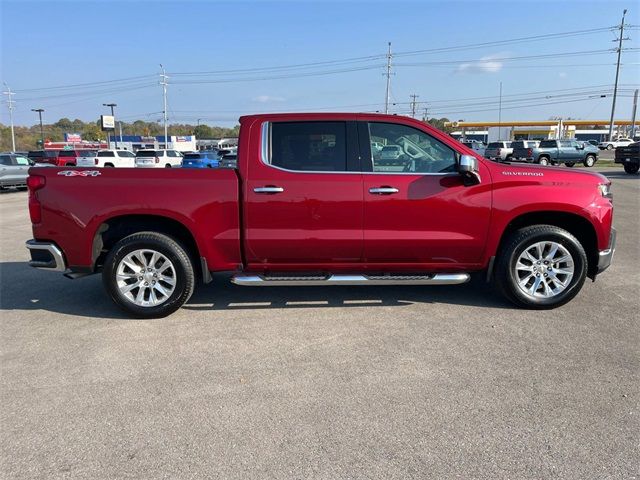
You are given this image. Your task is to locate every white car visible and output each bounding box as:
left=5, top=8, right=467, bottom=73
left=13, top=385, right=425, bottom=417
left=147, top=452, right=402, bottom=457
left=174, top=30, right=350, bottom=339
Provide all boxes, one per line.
left=135, top=149, right=183, bottom=168
left=598, top=138, right=633, bottom=150
left=78, top=149, right=136, bottom=168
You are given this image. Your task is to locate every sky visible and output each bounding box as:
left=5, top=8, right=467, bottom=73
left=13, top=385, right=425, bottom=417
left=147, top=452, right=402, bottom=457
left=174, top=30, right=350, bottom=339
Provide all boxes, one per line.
left=1, top=0, right=639, bottom=127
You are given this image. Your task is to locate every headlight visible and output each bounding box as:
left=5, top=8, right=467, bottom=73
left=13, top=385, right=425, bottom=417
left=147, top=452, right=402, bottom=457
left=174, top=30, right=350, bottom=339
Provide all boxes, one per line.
left=598, top=183, right=612, bottom=199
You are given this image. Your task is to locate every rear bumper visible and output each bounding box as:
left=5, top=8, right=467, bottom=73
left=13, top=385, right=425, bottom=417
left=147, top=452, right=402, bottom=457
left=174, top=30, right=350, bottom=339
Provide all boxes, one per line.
left=597, top=228, right=616, bottom=274
left=25, top=240, right=67, bottom=272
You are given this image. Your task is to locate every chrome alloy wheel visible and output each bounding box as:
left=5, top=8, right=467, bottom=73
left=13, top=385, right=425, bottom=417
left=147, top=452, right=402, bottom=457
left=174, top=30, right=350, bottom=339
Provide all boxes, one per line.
left=115, top=249, right=176, bottom=307
left=514, top=241, right=575, bottom=298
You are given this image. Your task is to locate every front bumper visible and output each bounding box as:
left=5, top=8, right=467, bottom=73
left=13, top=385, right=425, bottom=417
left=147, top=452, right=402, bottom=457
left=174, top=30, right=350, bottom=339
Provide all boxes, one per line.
left=26, top=240, right=67, bottom=272
left=597, top=228, right=616, bottom=274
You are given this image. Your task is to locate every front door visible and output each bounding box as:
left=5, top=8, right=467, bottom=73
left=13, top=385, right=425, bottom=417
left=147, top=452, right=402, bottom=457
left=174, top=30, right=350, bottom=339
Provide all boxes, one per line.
left=244, top=120, right=363, bottom=268
left=360, top=121, right=491, bottom=268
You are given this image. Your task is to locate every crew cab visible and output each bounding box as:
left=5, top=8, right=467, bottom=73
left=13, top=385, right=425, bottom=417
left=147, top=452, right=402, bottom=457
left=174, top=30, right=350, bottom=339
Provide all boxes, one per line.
left=135, top=149, right=183, bottom=168
left=520, top=139, right=599, bottom=167
left=25, top=113, right=616, bottom=318
left=484, top=141, right=513, bottom=161
left=80, top=149, right=136, bottom=168
left=614, top=141, right=639, bottom=174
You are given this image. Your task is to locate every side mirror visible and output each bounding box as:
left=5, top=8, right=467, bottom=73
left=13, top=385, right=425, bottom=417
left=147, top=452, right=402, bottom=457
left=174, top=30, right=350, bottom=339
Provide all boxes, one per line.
left=458, top=154, right=481, bottom=186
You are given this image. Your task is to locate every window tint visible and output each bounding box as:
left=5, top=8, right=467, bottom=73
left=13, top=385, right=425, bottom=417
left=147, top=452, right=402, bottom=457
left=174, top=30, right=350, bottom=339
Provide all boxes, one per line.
left=559, top=140, right=572, bottom=147
left=15, top=156, right=30, bottom=166
left=487, top=142, right=503, bottom=148
left=78, top=151, right=96, bottom=158
left=136, top=150, right=156, bottom=157
left=45, top=151, right=59, bottom=158
left=369, top=122, right=457, bottom=174
left=97, top=151, right=115, bottom=157
left=59, top=150, right=76, bottom=157
left=118, top=151, right=135, bottom=157
left=0, top=155, right=11, bottom=165
left=511, top=141, right=525, bottom=148
left=184, top=153, right=202, bottom=160
left=539, top=140, right=557, bottom=148
left=269, top=121, right=347, bottom=172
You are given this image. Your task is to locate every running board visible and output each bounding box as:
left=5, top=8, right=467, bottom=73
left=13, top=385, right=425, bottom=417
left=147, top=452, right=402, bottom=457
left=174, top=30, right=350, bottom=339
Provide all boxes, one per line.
left=231, top=273, right=470, bottom=287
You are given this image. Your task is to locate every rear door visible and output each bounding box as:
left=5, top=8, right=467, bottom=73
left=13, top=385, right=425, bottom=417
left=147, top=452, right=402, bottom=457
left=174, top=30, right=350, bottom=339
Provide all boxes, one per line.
left=360, top=121, right=491, bottom=267
left=244, top=120, right=363, bottom=267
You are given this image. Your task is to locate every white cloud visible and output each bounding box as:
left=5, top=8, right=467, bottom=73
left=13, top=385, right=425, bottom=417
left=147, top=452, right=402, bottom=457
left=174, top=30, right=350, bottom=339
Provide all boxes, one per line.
left=457, top=55, right=503, bottom=74
left=252, top=95, right=285, bottom=103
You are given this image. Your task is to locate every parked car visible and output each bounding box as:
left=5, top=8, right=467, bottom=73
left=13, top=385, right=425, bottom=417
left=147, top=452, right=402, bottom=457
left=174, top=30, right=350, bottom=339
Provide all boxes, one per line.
left=135, top=149, right=183, bottom=168
left=219, top=153, right=237, bottom=168
left=461, top=140, right=486, bottom=157
left=27, top=150, right=61, bottom=166
left=510, top=140, right=540, bottom=162
left=25, top=112, right=615, bottom=318
left=598, top=138, right=633, bottom=150
left=79, top=150, right=136, bottom=168
left=57, top=149, right=91, bottom=166
left=516, top=139, right=598, bottom=167
left=585, top=139, right=599, bottom=147
left=0, top=152, right=31, bottom=189
left=182, top=152, right=220, bottom=168
left=484, top=141, right=513, bottom=161
left=69, top=150, right=97, bottom=167
left=614, top=141, right=639, bottom=174
left=379, top=145, right=404, bottom=162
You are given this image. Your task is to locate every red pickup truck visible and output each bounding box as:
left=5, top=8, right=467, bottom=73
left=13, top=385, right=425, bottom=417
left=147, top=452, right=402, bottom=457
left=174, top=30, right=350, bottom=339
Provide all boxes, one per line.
left=25, top=113, right=616, bottom=318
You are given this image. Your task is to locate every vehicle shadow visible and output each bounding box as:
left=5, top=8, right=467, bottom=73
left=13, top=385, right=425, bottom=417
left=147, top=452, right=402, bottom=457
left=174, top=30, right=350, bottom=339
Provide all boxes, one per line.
left=0, top=263, right=511, bottom=320
left=597, top=170, right=640, bottom=180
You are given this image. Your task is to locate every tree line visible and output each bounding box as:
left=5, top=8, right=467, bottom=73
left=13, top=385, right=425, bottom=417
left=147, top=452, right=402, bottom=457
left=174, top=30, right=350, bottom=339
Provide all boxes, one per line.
left=0, top=118, right=241, bottom=151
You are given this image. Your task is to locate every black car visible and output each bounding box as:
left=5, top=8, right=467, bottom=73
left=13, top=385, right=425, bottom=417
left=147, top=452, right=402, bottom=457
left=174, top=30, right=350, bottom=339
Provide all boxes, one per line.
left=614, top=142, right=640, bottom=174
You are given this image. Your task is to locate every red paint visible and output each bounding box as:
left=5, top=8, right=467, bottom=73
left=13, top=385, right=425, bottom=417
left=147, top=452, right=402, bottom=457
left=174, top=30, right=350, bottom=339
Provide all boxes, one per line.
left=28, top=113, right=614, bottom=276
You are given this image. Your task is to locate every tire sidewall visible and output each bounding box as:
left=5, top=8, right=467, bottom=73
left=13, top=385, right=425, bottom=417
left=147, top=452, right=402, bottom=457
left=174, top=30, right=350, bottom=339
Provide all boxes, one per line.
left=103, top=233, right=194, bottom=318
left=500, top=227, right=587, bottom=308
left=583, top=155, right=595, bottom=167
left=538, top=157, right=549, bottom=165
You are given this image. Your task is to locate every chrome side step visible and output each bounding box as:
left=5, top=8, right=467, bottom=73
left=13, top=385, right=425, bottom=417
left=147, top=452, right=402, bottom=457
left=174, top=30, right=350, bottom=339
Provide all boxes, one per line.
left=231, top=273, right=470, bottom=287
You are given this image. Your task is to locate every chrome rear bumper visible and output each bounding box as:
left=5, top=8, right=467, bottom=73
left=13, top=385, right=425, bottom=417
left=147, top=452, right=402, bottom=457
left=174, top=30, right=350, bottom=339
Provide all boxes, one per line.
left=26, top=240, right=67, bottom=272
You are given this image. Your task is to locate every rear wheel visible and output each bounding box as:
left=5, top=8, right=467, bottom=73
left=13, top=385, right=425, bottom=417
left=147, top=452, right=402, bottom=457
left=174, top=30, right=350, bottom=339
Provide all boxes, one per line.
left=606, top=144, right=614, bottom=150
left=104, top=163, right=114, bottom=168
left=565, top=162, right=575, bottom=167
left=165, top=164, right=172, bottom=168
left=583, top=155, right=596, bottom=168
left=102, top=232, right=195, bottom=318
left=624, top=163, right=639, bottom=174
left=494, top=225, right=587, bottom=309
left=538, top=157, right=550, bottom=166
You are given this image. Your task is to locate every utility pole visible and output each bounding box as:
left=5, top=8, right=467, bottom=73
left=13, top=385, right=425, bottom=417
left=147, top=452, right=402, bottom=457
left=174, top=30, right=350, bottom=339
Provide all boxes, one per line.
left=608, top=9, right=628, bottom=141
left=31, top=108, right=45, bottom=148
left=2, top=83, right=16, bottom=152
left=498, top=81, right=503, bottom=140
left=103, top=103, right=117, bottom=149
left=409, top=94, right=419, bottom=118
left=422, top=107, right=429, bottom=122
left=160, top=64, right=169, bottom=149
left=119, top=121, right=124, bottom=147
left=631, top=89, right=638, bottom=139
left=384, top=42, right=392, bottom=114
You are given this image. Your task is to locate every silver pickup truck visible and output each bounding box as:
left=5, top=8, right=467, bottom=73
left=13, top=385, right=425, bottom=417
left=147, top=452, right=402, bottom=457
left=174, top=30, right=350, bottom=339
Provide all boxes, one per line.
left=513, top=139, right=599, bottom=167
left=484, top=141, right=513, bottom=161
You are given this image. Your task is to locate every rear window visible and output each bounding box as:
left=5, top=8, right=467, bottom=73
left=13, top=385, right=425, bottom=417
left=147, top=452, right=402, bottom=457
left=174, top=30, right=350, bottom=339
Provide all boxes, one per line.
left=136, top=150, right=157, bottom=157
left=539, top=140, right=557, bottom=148
left=44, top=151, right=59, bottom=158
left=78, top=151, right=96, bottom=157
left=59, top=150, right=77, bottom=157
left=487, top=142, right=503, bottom=148
left=511, top=141, right=525, bottom=148
left=526, top=141, right=538, bottom=147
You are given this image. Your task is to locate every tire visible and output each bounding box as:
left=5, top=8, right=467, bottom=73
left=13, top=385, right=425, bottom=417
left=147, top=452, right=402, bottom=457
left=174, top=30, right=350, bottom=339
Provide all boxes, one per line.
left=606, top=144, right=613, bottom=150
left=624, top=163, right=640, bottom=174
left=65, top=163, right=74, bottom=166
left=494, top=225, right=587, bottom=309
left=538, top=157, right=550, bottom=166
left=583, top=155, right=596, bottom=168
left=104, top=163, right=114, bottom=168
left=102, top=232, right=195, bottom=318
left=565, top=162, right=575, bottom=167
left=165, top=164, right=172, bottom=168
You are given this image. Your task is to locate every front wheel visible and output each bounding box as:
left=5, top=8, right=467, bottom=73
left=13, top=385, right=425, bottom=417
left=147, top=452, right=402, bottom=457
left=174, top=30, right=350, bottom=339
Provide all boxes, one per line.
left=606, top=144, right=614, bottom=150
left=583, top=155, right=596, bottom=168
left=494, top=225, right=587, bottom=309
left=538, top=157, right=549, bottom=166
left=565, top=162, right=575, bottom=168
left=623, top=163, right=639, bottom=174
left=165, top=164, right=172, bottom=168
left=102, top=232, right=195, bottom=318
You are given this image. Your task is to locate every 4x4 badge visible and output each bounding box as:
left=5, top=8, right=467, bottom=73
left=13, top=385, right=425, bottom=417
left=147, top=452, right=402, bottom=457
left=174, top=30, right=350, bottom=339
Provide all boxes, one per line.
left=57, top=170, right=101, bottom=177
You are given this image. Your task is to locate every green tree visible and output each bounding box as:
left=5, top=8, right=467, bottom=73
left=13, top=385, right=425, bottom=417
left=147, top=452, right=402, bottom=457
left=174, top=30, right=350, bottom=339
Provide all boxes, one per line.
left=82, top=123, right=103, bottom=141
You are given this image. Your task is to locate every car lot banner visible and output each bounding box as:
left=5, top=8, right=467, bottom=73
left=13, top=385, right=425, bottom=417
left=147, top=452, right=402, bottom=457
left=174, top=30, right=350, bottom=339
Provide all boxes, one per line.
left=64, top=133, right=82, bottom=143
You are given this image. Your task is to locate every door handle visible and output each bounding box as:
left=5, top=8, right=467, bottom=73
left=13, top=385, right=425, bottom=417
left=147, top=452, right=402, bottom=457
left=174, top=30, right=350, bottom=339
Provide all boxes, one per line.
left=254, top=186, right=284, bottom=194
left=369, top=186, right=399, bottom=195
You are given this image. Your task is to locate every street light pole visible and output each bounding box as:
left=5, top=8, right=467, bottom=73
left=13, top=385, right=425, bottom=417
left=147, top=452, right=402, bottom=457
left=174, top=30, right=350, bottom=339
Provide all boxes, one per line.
left=2, top=83, right=16, bottom=151
left=608, top=9, right=628, bottom=141
left=160, top=64, right=169, bottom=149
left=31, top=108, right=45, bottom=148
left=103, top=103, right=117, bottom=149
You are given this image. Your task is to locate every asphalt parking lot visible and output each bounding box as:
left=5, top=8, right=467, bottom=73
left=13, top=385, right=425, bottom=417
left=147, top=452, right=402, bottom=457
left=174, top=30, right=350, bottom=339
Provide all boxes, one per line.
left=0, top=168, right=638, bottom=479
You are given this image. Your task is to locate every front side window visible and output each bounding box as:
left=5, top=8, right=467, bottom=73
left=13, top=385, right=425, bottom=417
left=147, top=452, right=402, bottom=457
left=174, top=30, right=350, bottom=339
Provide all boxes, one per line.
left=368, top=122, right=456, bottom=173
left=268, top=121, right=347, bottom=172
left=15, top=156, right=30, bottom=165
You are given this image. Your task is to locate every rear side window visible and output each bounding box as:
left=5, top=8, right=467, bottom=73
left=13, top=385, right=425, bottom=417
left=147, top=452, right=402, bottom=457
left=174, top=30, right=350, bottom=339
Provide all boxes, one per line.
left=59, top=150, right=76, bottom=157
left=0, top=155, right=11, bottom=165
left=98, top=151, right=115, bottom=157
left=45, top=151, right=59, bottom=158
left=269, top=122, right=347, bottom=172
left=118, top=151, right=135, bottom=157
left=184, top=153, right=202, bottom=160
left=539, top=140, right=557, bottom=148
left=136, top=150, right=156, bottom=157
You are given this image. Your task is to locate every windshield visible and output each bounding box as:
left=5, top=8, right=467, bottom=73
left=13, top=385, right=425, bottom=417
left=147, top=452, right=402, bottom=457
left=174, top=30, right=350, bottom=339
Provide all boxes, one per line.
left=136, top=150, right=156, bottom=157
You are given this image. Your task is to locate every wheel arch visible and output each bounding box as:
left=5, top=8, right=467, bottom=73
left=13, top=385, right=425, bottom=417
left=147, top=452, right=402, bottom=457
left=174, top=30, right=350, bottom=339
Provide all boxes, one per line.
left=493, top=211, right=599, bottom=279
left=92, top=214, right=203, bottom=280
